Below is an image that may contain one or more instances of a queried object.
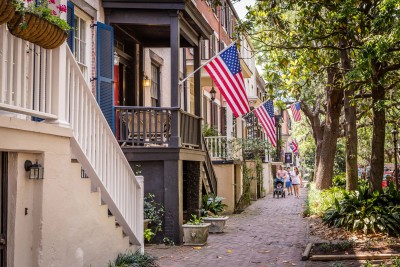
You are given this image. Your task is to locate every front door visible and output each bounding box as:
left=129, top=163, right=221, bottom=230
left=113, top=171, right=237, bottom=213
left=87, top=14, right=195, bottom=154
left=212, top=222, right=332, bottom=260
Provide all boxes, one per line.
left=0, top=152, right=7, bottom=267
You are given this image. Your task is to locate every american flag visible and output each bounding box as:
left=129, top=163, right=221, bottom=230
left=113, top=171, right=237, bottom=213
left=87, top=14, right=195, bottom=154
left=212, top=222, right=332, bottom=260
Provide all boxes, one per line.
left=204, top=43, right=250, bottom=118
left=254, top=100, right=277, bottom=147
left=291, top=102, right=302, bottom=122
left=290, top=139, right=299, bottom=155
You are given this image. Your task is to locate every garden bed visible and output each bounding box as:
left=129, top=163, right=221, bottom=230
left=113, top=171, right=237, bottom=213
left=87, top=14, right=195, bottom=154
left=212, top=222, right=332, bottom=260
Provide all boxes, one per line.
left=307, top=216, right=400, bottom=263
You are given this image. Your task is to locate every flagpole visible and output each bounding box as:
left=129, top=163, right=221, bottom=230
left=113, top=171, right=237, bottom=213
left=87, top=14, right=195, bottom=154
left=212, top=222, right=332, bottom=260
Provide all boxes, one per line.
left=179, top=42, right=237, bottom=86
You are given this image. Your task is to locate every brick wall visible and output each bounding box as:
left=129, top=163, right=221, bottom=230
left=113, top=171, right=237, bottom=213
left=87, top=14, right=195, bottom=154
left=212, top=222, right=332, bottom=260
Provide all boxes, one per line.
left=183, top=161, right=202, bottom=220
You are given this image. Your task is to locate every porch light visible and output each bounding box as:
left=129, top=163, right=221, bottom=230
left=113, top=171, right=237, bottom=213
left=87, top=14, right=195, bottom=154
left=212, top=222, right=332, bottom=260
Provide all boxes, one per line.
left=210, top=86, right=216, bottom=102
left=143, top=75, right=151, bottom=89
left=24, top=160, right=44, bottom=179
left=114, top=52, right=120, bottom=65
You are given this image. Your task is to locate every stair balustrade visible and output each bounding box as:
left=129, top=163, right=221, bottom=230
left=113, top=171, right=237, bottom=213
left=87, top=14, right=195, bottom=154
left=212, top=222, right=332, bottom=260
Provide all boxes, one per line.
left=0, top=25, right=144, bottom=250
left=201, top=136, right=217, bottom=194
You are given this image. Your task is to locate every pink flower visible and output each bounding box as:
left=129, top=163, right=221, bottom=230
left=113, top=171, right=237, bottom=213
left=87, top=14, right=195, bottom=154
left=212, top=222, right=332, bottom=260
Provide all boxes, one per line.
left=49, top=0, right=55, bottom=4
left=26, top=0, right=33, bottom=2
left=56, top=4, right=67, bottom=13
left=52, top=10, right=57, bottom=15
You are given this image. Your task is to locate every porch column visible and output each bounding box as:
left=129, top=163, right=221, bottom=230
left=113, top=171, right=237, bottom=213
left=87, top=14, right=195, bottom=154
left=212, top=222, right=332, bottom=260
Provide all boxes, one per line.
left=194, top=40, right=201, bottom=117
left=46, top=44, right=69, bottom=127
left=163, top=160, right=183, bottom=244
left=170, top=12, right=181, bottom=147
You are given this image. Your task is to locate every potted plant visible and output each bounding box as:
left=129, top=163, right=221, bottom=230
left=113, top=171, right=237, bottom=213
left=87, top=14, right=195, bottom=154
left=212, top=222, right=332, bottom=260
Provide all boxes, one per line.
left=201, top=194, right=229, bottom=233
left=0, top=0, right=15, bottom=25
left=182, top=215, right=210, bottom=246
left=7, top=0, right=70, bottom=49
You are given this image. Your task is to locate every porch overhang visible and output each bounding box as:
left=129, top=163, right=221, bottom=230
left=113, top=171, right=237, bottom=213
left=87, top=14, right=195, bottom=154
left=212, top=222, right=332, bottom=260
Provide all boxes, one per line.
left=103, top=0, right=213, bottom=47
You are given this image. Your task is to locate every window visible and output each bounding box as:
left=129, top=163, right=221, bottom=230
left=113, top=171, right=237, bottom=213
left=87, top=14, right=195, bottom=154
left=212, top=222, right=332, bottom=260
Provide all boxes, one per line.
left=211, top=102, right=219, bottom=131
left=74, top=16, right=87, bottom=77
left=221, top=1, right=226, bottom=29
left=200, top=39, right=209, bottom=60
left=221, top=107, right=227, bottom=135
left=67, top=3, right=91, bottom=82
left=151, top=63, right=160, bottom=107
left=210, top=34, right=216, bottom=57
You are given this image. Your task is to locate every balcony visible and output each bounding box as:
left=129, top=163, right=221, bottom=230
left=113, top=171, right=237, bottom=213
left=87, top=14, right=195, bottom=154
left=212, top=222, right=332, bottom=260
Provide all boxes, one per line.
left=115, top=106, right=201, bottom=149
left=205, top=136, right=270, bottom=162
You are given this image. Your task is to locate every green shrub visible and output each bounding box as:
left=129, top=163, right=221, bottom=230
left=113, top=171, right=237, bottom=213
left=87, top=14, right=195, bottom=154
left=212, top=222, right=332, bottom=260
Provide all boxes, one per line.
left=323, top=183, right=400, bottom=236
left=201, top=194, right=228, bottom=216
left=108, top=250, right=158, bottom=267
left=332, top=173, right=346, bottom=188
left=307, top=183, right=346, bottom=216
left=202, top=124, right=218, bottom=137
left=144, top=193, right=165, bottom=236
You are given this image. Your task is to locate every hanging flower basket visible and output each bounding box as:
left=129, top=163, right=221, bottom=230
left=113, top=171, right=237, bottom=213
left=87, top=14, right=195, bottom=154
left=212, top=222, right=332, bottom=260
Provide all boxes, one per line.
left=0, top=0, right=15, bottom=25
left=7, top=12, right=67, bottom=49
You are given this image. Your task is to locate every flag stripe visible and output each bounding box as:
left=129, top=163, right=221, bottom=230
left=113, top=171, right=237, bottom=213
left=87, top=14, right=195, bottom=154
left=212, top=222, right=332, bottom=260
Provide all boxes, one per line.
left=256, top=108, right=276, bottom=140
left=213, top=58, right=249, bottom=112
left=211, top=59, right=248, bottom=113
left=203, top=43, right=250, bottom=118
left=255, top=108, right=276, bottom=147
left=254, top=100, right=277, bottom=147
left=291, top=102, right=302, bottom=122
left=205, top=64, right=244, bottom=116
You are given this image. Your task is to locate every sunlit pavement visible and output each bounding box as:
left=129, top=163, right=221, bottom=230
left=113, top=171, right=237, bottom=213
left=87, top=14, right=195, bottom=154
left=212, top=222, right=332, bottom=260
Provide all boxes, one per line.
left=146, top=187, right=308, bottom=267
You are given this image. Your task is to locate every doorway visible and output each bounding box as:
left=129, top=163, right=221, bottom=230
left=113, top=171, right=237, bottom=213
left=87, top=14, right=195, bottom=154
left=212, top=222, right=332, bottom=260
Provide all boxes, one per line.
left=0, top=152, right=7, bottom=267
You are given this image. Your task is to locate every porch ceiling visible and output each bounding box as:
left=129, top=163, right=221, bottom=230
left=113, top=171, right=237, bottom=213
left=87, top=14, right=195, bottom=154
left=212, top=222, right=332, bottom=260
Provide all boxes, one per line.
left=104, top=1, right=213, bottom=47
left=116, top=24, right=194, bottom=47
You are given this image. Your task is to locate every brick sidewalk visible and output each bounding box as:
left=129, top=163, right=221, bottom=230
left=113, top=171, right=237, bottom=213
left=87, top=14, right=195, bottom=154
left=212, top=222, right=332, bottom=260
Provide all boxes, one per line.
left=146, top=188, right=308, bottom=267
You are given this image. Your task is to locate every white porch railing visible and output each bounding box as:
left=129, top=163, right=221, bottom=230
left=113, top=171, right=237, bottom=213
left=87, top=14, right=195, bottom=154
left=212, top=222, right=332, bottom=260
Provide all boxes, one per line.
left=0, top=25, right=56, bottom=119
left=204, top=136, right=230, bottom=160
left=0, top=25, right=143, bottom=249
left=204, top=136, right=244, bottom=161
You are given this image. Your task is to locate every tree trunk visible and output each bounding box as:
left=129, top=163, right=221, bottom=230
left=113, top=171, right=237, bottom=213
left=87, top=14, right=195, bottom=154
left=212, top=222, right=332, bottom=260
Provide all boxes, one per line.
left=370, top=73, right=385, bottom=192
left=300, top=101, right=323, bottom=182
left=314, top=140, right=322, bottom=182
left=340, top=41, right=358, bottom=191
left=314, top=67, right=344, bottom=189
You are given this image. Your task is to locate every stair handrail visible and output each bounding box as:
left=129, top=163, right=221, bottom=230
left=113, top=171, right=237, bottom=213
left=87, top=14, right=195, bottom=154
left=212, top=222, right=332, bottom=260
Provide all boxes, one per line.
left=202, top=135, right=217, bottom=194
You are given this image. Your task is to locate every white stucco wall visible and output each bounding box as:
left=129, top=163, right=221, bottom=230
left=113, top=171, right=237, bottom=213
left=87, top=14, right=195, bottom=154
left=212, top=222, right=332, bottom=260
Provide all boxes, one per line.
left=0, top=117, right=136, bottom=267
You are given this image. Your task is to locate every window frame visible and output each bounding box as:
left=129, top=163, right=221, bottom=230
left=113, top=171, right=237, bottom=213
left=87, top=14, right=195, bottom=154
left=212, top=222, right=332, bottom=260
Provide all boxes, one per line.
left=150, top=63, right=161, bottom=107
left=71, top=7, right=92, bottom=82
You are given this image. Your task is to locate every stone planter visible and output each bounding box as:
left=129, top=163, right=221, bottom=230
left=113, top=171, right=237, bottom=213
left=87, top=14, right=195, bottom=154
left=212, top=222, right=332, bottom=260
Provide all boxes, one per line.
left=7, top=12, right=67, bottom=49
left=203, top=216, right=229, bottom=233
left=182, top=223, right=210, bottom=246
left=144, top=219, right=151, bottom=230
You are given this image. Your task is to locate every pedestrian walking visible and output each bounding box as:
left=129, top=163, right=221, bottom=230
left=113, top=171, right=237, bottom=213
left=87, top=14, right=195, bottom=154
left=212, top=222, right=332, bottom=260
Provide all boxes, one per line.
left=276, top=165, right=285, bottom=180
left=292, top=166, right=302, bottom=198
left=285, top=166, right=293, bottom=195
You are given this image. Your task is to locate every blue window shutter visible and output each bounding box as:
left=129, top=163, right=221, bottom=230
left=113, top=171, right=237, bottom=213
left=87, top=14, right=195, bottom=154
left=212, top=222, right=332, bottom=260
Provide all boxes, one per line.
left=96, top=22, right=115, bottom=132
left=67, top=2, right=74, bottom=52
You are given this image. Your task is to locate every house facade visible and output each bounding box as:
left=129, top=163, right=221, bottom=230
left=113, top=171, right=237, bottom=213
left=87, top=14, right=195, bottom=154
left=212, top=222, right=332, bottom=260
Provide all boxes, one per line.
left=0, top=0, right=146, bottom=265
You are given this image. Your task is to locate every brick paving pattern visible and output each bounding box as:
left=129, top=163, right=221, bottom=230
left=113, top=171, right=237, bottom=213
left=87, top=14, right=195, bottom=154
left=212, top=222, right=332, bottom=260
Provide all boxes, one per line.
left=146, top=188, right=308, bottom=267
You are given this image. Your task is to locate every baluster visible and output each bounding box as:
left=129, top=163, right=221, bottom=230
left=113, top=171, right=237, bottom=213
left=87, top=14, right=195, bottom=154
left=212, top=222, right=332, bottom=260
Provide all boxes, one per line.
left=46, top=50, right=53, bottom=115
left=143, top=109, right=147, bottom=142
left=7, top=35, right=14, bottom=105
left=14, top=38, right=22, bottom=107
left=0, top=26, right=7, bottom=103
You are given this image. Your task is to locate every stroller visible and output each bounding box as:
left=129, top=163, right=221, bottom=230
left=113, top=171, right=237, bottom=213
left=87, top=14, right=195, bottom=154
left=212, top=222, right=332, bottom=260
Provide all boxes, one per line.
left=273, top=178, right=286, bottom=198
